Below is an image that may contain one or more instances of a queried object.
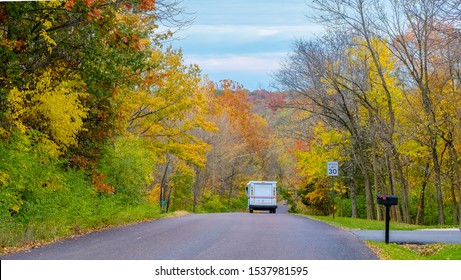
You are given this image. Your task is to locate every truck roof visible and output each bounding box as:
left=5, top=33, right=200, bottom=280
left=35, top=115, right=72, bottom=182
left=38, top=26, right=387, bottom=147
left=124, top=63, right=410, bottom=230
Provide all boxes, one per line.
left=247, top=181, right=277, bottom=184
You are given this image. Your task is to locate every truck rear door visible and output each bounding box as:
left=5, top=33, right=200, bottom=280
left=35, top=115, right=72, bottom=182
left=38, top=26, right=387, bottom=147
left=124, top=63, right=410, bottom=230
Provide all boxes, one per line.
left=254, top=183, right=274, bottom=206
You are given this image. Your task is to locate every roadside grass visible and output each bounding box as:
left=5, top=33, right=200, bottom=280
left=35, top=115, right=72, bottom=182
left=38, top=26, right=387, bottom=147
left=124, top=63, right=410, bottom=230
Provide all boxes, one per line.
left=303, top=214, right=461, bottom=260
left=305, top=215, right=427, bottom=230
left=366, top=241, right=461, bottom=260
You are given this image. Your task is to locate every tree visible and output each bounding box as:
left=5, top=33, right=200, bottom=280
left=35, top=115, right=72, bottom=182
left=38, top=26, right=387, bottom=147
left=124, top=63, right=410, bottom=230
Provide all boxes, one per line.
left=184, top=80, right=273, bottom=213
left=276, top=34, right=376, bottom=219
left=294, top=121, right=350, bottom=215
left=0, top=0, right=190, bottom=167
left=120, top=47, right=215, bottom=167
left=5, top=68, right=88, bottom=157
left=276, top=0, right=461, bottom=225
left=376, top=0, right=460, bottom=225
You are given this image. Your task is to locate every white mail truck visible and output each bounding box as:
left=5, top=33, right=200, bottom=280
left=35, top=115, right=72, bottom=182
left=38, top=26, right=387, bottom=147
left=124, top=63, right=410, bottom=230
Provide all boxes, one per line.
left=245, top=181, right=277, bottom=213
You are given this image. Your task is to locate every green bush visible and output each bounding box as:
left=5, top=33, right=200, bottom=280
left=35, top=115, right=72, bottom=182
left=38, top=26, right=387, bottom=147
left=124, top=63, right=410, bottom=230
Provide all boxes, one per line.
left=229, top=195, right=247, bottom=211
left=168, top=161, right=195, bottom=212
left=200, top=191, right=228, bottom=213
left=0, top=132, right=162, bottom=251
left=98, top=136, right=156, bottom=203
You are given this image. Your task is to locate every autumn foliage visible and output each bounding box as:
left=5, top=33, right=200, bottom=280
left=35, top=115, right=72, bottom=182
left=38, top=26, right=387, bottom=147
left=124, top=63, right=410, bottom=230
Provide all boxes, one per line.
left=276, top=0, right=461, bottom=225
left=5, top=0, right=461, bottom=254
left=0, top=0, right=210, bottom=249
left=0, top=0, right=285, bottom=250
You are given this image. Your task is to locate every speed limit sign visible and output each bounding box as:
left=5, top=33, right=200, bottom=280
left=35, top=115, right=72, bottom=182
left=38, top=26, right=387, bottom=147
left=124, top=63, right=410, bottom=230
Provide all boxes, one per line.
left=327, top=161, right=339, bottom=177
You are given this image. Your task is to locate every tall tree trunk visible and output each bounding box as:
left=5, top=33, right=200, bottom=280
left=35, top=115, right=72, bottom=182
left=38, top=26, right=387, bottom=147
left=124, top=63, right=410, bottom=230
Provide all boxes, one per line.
left=363, top=165, right=375, bottom=220
left=192, top=167, right=202, bottom=213
left=352, top=138, right=375, bottom=220
left=458, top=182, right=461, bottom=227
left=391, top=145, right=410, bottom=223
left=160, top=160, right=170, bottom=211
left=350, top=173, right=358, bottom=218
left=385, top=152, right=401, bottom=222
left=416, top=181, right=427, bottom=226
left=451, top=181, right=458, bottom=226
left=347, top=163, right=358, bottom=218
left=431, top=140, right=445, bottom=225
left=193, top=182, right=198, bottom=213
left=371, top=128, right=383, bottom=221
left=416, top=164, right=430, bottom=225
left=165, top=184, right=173, bottom=212
left=448, top=143, right=460, bottom=225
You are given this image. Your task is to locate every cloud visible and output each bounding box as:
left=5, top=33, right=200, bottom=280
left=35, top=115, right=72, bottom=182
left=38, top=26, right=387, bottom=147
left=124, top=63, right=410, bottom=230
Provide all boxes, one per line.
left=257, top=28, right=281, bottom=37
left=186, top=52, right=286, bottom=73
left=182, top=24, right=323, bottom=42
left=187, top=0, right=311, bottom=26
left=162, top=0, right=325, bottom=89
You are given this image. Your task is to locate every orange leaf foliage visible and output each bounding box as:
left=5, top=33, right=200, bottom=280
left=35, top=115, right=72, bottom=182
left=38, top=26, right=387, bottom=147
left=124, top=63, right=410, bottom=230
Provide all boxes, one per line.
left=64, top=0, right=75, bottom=11
left=138, top=0, right=156, bottom=11
left=88, top=8, right=102, bottom=20
left=214, top=80, right=270, bottom=153
left=92, top=173, right=115, bottom=194
left=84, top=0, right=96, bottom=7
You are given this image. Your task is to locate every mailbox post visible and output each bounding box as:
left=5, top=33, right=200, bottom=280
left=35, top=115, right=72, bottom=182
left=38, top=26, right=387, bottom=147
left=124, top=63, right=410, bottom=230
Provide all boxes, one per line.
left=376, top=194, right=398, bottom=244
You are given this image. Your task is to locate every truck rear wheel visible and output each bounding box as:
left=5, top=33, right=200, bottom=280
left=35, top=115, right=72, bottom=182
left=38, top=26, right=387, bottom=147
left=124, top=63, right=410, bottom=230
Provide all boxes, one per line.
left=249, top=209, right=253, bottom=213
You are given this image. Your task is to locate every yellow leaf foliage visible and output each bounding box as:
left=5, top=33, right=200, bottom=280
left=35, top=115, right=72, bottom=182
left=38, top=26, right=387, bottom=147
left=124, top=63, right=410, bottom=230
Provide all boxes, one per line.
left=295, top=121, right=350, bottom=185
left=6, top=68, right=89, bottom=156
left=117, top=48, right=216, bottom=167
left=347, top=37, right=405, bottom=126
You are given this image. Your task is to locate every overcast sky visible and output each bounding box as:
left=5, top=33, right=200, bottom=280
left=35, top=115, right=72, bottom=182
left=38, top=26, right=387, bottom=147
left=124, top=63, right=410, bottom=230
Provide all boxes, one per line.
left=168, top=0, right=323, bottom=91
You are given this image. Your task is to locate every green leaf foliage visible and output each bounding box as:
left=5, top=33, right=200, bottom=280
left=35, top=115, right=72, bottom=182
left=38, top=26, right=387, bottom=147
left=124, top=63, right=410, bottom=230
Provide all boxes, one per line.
left=98, top=136, right=157, bottom=203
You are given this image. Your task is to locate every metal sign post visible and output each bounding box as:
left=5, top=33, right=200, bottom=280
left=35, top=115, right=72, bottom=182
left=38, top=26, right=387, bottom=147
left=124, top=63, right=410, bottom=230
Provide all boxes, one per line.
left=327, top=161, right=338, bottom=219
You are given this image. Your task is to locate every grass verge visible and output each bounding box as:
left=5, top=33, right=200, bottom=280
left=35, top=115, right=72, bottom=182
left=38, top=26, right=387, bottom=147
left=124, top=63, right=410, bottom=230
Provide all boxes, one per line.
left=306, top=215, right=439, bottom=230
left=366, top=241, right=461, bottom=260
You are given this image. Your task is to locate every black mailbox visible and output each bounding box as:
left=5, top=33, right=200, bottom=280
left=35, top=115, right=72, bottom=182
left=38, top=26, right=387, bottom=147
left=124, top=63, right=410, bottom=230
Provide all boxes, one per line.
left=376, top=194, right=398, bottom=206
left=376, top=194, right=398, bottom=244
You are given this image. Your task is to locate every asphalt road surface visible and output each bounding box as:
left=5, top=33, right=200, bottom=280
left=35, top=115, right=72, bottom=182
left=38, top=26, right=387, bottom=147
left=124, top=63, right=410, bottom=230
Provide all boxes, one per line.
left=1, top=204, right=377, bottom=260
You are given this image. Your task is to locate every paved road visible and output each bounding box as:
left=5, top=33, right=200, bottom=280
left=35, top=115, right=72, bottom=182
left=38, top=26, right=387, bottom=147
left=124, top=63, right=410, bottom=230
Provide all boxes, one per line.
left=1, top=204, right=377, bottom=260
left=351, top=228, right=461, bottom=244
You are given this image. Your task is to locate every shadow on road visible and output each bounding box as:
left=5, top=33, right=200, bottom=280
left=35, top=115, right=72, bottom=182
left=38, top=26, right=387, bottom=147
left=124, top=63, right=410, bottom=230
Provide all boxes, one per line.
left=246, top=201, right=289, bottom=214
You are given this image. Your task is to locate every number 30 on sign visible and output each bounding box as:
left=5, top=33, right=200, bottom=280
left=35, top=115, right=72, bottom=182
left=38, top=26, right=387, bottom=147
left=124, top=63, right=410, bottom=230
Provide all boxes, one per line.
left=327, top=161, right=338, bottom=177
